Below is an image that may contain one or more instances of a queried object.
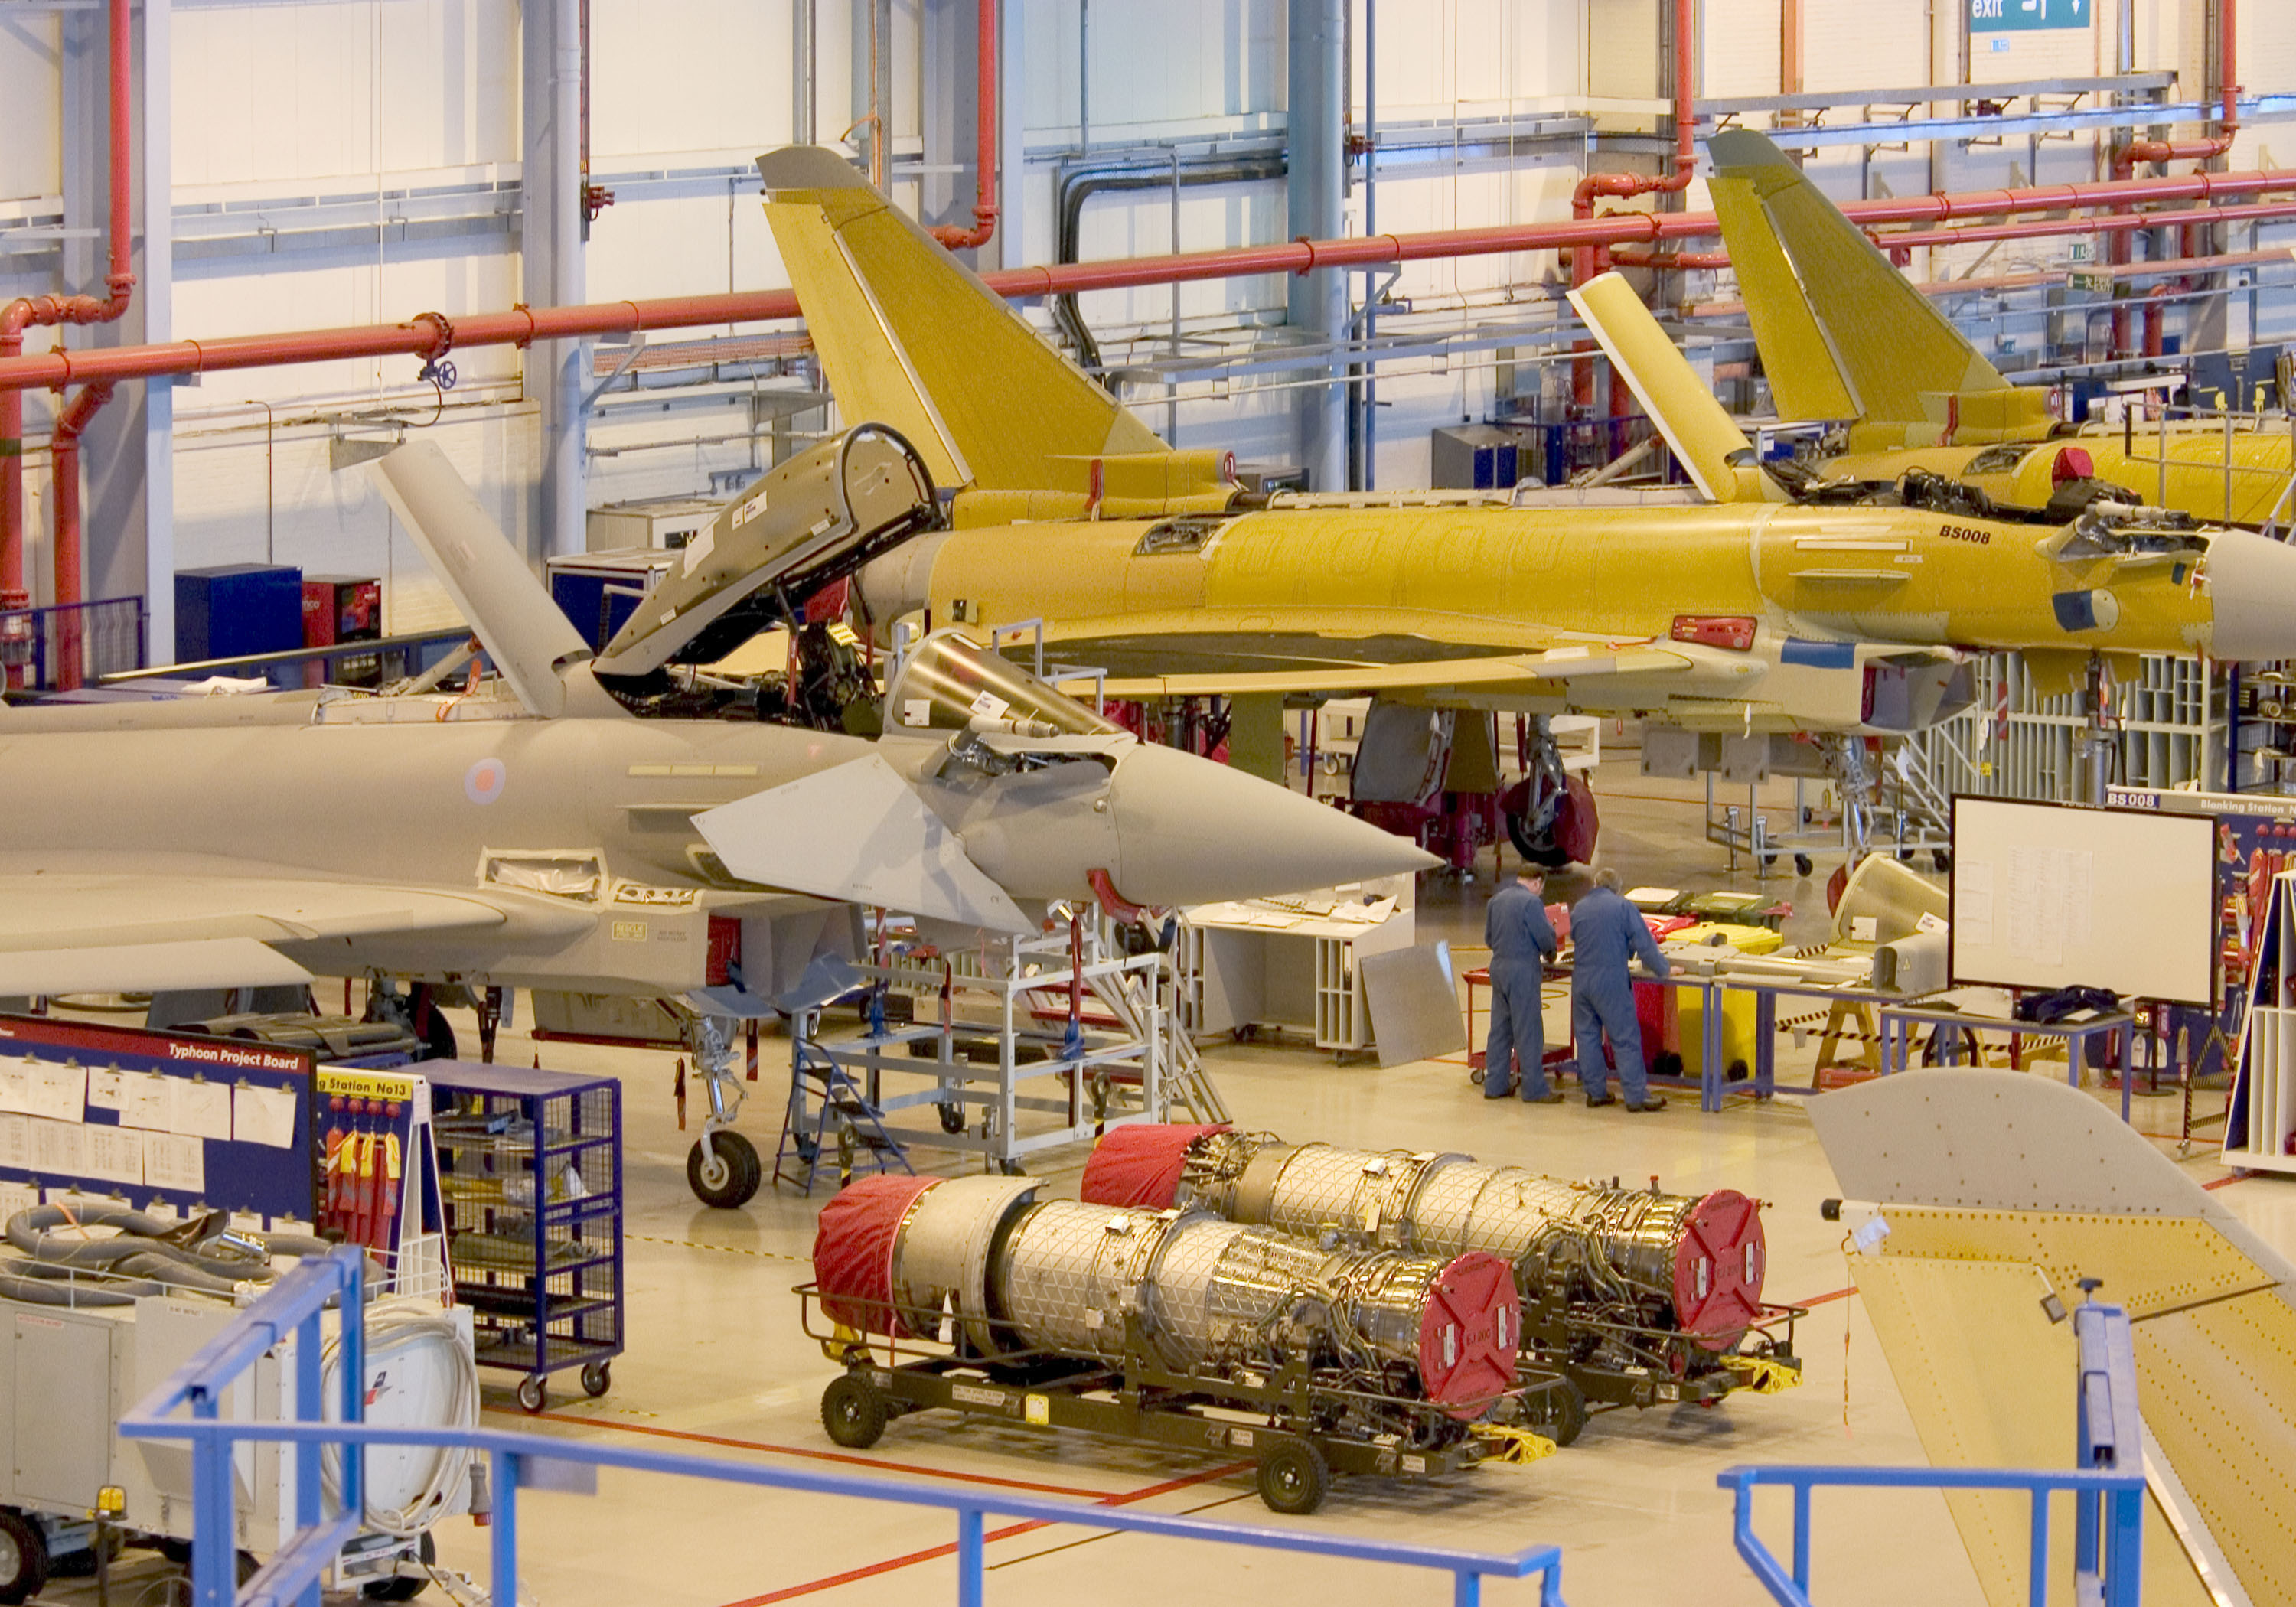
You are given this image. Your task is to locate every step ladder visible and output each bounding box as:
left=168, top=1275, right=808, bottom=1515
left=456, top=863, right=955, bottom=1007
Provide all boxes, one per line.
left=1088, top=964, right=1231, bottom=1126
left=773, top=1013, right=914, bottom=1195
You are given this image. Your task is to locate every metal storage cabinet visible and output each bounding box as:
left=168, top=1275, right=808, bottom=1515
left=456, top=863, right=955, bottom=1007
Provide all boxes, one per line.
left=426, top=1063, right=623, bottom=1412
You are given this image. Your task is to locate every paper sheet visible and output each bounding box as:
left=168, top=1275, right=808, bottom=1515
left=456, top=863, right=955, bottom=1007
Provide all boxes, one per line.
left=26, top=1062, right=86, bottom=1123
left=0, top=1060, right=31, bottom=1116
left=144, top=1133, right=205, bottom=1195
left=88, top=1068, right=129, bottom=1112
left=1958, top=860, right=1997, bottom=948
left=174, top=1080, right=233, bottom=1142
left=30, top=1118, right=86, bottom=1178
left=0, top=1114, right=27, bottom=1171
left=0, top=1182, right=38, bottom=1225
left=85, top=1124, right=144, bottom=1186
left=232, top=1083, right=298, bottom=1149
left=116, top=1073, right=176, bottom=1133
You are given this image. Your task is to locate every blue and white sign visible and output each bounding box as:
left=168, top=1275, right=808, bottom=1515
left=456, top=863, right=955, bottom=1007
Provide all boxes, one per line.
left=1970, top=0, right=2089, bottom=30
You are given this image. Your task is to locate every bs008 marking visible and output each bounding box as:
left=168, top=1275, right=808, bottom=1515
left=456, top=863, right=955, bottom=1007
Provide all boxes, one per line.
left=1937, top=523, right=1991, bottom=546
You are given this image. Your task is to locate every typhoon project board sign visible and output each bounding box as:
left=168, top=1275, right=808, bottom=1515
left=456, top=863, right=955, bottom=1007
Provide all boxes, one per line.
left=1971, top=0, right=2089, bottom=29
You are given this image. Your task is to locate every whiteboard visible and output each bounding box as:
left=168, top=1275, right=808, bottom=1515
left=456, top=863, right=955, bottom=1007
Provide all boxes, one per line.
left=1949, top=797, right=2216, bottom=1006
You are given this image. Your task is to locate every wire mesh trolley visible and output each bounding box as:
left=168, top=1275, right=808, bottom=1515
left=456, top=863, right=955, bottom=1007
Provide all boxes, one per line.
left=426, top=1063, right=623, bottom=1411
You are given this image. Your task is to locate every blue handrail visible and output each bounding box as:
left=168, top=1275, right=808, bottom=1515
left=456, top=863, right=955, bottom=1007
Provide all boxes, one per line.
left=123, top=1248, right=1568, bottom=1607
left=1717, top=1301, right=2147, bottom=1607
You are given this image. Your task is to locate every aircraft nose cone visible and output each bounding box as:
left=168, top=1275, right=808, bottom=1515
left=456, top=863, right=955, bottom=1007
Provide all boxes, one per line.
left=2206, top=528, right=2296, bottom=660
left=1104, top=743, right=1440, bottom=907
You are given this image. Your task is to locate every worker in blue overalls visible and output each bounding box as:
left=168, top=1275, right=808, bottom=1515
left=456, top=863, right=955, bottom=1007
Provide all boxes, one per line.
left=1570, top=867, right=1671, bottom=1111
left=1483, top=868, right=1561, bottom=1103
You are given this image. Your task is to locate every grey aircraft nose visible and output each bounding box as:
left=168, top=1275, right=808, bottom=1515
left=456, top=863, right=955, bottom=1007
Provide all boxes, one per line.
left=2206, top=526, right=2296, bottom=661
left=1098, top=741, right=1440, bottom=907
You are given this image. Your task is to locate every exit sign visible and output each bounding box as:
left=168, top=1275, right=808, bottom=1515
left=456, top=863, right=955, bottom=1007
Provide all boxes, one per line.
left=1971, top=0, right=2089, bottom=29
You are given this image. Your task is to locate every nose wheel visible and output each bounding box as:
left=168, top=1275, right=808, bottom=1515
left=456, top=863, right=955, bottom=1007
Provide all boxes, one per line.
left=687, top=1130, right=762, bottom=1208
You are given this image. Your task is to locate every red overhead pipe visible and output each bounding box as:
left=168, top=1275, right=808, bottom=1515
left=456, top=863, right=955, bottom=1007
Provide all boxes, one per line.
left=46, top=381, right=113, bottom=692
left=8, top=166, right=2296, bottom=397
left=927, top=0, right=1000, bottom=252
left=2107, top=0, right=2238, bottom=354
left=1572, top=0, right=1700, bottom=404
left=2, top=0, right=135, bottom=628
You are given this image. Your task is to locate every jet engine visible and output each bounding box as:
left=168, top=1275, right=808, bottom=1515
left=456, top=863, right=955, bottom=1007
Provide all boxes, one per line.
left=1082, top=1126, right=1791, bottom=1421
left=814, top=1174, right=1518, bottom=1422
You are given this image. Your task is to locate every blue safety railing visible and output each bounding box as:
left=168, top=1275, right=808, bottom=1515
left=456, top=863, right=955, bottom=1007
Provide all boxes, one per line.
left=1717, top=1299, right=2147, bottom=1607
left=123, top=1246, right=1569, bottom=1607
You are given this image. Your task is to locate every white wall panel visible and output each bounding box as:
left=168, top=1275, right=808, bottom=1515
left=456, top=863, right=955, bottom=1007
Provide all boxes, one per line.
left=1587, top=0, right=1659, bottom=98
left=0, top=11, right=63, bottom=200
left=1802, top=0, right=1925, bottom=93
left=591, top=0, right=796, bottom=161
left=1703, top=0, right=1780, bottom=101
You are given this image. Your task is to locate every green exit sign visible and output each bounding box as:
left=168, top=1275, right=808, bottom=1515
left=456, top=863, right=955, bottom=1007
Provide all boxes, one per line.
left=1971, top=0, right=2090, bottom=29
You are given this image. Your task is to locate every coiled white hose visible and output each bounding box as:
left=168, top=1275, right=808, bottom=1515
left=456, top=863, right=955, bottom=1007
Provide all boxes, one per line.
left=321, top=1298, right=479, bottom=1538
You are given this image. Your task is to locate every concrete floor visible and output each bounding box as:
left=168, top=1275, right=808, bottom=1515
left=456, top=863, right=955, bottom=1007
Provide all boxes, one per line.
left=116, top=754, right=2296, bottom=1607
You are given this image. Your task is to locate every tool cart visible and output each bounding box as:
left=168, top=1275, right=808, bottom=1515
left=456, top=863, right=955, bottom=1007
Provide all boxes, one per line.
left=427, top=1062, right=624, bottom=1411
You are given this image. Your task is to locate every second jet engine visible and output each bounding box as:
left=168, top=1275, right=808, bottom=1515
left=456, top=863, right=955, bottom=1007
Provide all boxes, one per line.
left=1081, top=1124, right=1797, bottom=1426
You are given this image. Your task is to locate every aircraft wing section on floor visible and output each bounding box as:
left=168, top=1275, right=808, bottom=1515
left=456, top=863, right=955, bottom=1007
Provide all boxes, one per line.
left=1812, top=1071, right=2296, bottom=1607
left=0, top=872, right=523, bottom=995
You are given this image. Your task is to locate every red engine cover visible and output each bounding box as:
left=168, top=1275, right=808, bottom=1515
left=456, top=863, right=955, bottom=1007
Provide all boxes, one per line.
left=1078, top=1123, right=1230, bottom=1208
left=1416, top=1251, right=1520, bottom=1417
left=813, top=1174, right=941, bottom=1337
left=1671, top=1189, right=1767, bottom=1349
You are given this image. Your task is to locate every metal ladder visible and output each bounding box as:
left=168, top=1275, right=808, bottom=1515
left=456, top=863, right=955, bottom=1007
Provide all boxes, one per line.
left=773, top=1013, right=915, bottom=1194
left=1088, top=961, right=1231, bottom=1126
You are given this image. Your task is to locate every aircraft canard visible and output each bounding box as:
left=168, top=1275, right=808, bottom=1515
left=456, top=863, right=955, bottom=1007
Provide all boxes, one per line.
left=1708, top=127, right=2296, bottom=525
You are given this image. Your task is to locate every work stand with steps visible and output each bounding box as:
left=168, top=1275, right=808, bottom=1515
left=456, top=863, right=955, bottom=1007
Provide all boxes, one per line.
left=772, top=913, right=1225, bottom=1192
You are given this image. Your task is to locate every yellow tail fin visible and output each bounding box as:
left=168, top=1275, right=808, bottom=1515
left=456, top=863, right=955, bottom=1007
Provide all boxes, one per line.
left=757, top=146, right=1169, bottom=492
left=1707, top=129, right=2013, bottom=429
left=1567, top=272, right=1787, bottom=504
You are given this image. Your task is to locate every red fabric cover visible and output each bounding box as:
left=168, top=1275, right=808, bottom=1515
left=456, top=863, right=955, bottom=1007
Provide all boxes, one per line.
left=2053, top=445, right=2095, bottom=484
left=1632, top=979, right=1679, bottom=1071
left=813, top=1175, right=940, bottom=1336
left=1078, top=1123, right=1229, bottom=1208
left=1416, top=1251, right=1519, bottom=1416
left=1555, top=773, right=1599, bottom=864
left=1671, top=1189, right=1767, bottom=1350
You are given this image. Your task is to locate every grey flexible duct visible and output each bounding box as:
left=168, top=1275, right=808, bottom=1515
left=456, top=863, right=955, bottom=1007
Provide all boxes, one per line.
left=0, top=1204, right=326, bottom=1305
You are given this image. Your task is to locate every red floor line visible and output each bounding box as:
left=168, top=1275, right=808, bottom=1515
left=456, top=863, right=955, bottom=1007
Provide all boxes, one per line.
left=717, top=1461, right=1254, bottom=1607
left=486, top=1407, right=1101, bottom=1498
left=2203, top=1172, right=2252, bottom=1190
left=1793, top=1286, right=1859, bottom=1308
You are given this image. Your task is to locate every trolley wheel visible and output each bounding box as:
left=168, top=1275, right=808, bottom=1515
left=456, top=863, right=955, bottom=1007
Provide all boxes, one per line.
left=0, top=1510, right=47, bottom=1605
left=361, top=1535, right=435, bottom=1601
left=580, top=1361, right=612, bottom=1397
left=517, top=1374, right=547, bottom=1413
left=1256, top=1438, right=1330, bottom=1515
left=821, top=1374, right=889, bottom=1449
left=1529, top=1378, right=1590, bottom=1449
left=687, top=1130, right=762, bottom=1209
left=1932, top=849, right=1953, bottom=873
left=1793, top=854, right=1815, bottom=878
left=937, top=1102, right=967, bottom=1136
left=993, top=1157, right=1027, bottom=1178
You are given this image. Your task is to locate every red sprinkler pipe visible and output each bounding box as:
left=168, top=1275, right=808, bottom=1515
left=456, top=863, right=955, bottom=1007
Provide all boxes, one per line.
left=46, top=381, right=113, bottom=692
left=927, top=0, right=1000, bottom=252
left=1573, top=0, right=1699, bottom=405
left=2108, top=0, right=2237, bottom=354
left=0, top=0, right=135, bottom=636
left=9, top=167, right=2296, bottom=397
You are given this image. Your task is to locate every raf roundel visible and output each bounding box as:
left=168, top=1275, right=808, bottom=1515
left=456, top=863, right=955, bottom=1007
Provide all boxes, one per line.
left=465, top=757, right=508, bottom=806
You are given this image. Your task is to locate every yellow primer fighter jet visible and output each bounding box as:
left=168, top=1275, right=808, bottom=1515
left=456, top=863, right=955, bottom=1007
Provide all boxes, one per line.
left=758, top=148, right=2296, bottom=862
left=1708, top=128, right=2295, bottom=526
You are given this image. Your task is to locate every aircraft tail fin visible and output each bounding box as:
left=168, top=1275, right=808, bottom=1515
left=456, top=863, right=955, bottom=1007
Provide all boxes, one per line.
left=1707, top=129, right=2014, bottom=430
left=369, top=442, right=592, bottom=719
left=758, top=146, right=1169, bottom=492
left=1567, top=272, right=1787, bottom=504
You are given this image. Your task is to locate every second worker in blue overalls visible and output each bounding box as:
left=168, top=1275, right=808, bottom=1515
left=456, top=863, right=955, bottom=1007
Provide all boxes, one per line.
left=1484, top=868, right=1561, bottom=1103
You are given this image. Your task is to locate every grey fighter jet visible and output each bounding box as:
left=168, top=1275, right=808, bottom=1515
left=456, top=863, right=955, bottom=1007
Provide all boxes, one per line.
left=0, top=428, right=1433, bottom=1204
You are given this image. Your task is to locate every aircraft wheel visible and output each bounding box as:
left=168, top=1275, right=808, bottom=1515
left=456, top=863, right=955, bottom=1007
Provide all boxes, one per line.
left=687, top=1132, right=762, bottom=1209
left=1504, top=811, right=1573, bottom=869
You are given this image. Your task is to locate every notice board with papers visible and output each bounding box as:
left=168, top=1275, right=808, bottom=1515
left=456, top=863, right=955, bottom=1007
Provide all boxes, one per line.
left=1949, top=797, right=2216, bottom=1006
left=0, top=1015, right=317, bottom=1223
